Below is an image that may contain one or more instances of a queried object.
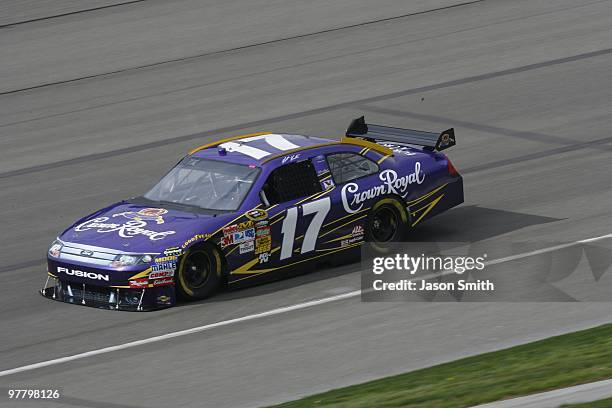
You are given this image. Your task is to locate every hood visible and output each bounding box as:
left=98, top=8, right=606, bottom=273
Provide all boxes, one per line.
left=59, top=201, right=235, bottom=253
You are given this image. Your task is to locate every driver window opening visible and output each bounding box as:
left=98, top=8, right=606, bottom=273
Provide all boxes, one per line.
left=263, top=160, right=321, bottom=205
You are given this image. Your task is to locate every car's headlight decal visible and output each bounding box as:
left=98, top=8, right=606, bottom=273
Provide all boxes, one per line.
left=111, top=254, right=154, bottom=267
left=48, top=239, right=63, bottom=258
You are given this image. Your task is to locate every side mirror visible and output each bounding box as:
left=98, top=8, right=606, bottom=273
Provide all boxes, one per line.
left=259, top=190, right=270, bottom=208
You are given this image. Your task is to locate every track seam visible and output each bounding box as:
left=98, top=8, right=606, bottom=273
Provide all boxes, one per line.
left=2, top=0, right=605, bottom=130
left=0, top=0, right=484, bottom=96
left=0, top=0, right=150, bottom=29
left=1, top=46, right=612, bottom=180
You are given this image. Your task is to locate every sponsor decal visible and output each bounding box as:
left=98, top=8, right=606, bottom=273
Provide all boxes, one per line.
left=163, top=246, right=182, bottom=256
left=352, top=225, right=365, bottom=237
left=75, top=217, right=175, bottom=241
left=221, top=235, right=234, bottom=248
left=149, top=270, right=174, bottom=279
left=226, top=228, right=255, bottom=245
left=151, top=261, right=176, bottom=273
left=245, top=209, right=268, bottom=221
left=181, top=234, right=210, bottom=249
left=154, top=255, right=178, bottom=263
left=256, top=226, right=270, bottom=238
left=341, top=236, right=364, bottom=247
left=379, top=142, right=418, bottom=156
left=222, top=221, right=257, bottom=248
left=157, top=295, right=172, bottom=304
left=57, top=266, right=109, bottom=282
left=282, top=154, right=301, bottom=164
left=153, top=277, right=174, bottom=287
left=255, top=220, right=269, bottom=228
left=341, top=165, right=425, bottom=213
left=238, top=228, right=255, bottom=242
left=258, top=252, right=270, bottom=264
left=255, top=235, right=272, bottom=254
left=129, top=278, right=149, bottom=288
left=223, top=221, right=254, bottom=236
left=322, top=179, right=334, bottom=190
left=239, top=241, right=255, bottom=254
left=437, top=131, right=455, bottom=149
left=115, top=208, right=168, bottom=224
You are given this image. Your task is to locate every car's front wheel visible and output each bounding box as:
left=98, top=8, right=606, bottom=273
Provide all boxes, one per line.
left=365, top=198, right=409, bottom=254
left=176, top=244, right=223, bottom=301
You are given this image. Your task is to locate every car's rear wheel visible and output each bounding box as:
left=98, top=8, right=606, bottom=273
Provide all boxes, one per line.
left=176, top=244, right=223, bottom=301
left=365, top=198, right=409, bottom=254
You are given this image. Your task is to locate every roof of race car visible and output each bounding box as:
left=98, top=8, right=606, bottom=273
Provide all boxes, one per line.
left=189, top=132, right=392, bottom=166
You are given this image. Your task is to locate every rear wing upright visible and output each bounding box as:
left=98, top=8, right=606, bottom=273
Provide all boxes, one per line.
left=345, top=116, right=455, bottom=151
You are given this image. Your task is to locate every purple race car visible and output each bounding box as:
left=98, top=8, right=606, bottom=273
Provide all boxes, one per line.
left=41, top=116, right=463, bottom=310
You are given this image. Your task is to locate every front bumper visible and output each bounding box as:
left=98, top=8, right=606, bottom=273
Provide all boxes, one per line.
left=40, top=276, right=174, bottom=311
left=41, top=268, right=176, bottom=311
left=43, top=241, right=179, bottom=311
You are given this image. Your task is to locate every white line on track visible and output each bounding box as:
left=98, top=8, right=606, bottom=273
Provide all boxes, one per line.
left=1, top=232, right=611, bottom=378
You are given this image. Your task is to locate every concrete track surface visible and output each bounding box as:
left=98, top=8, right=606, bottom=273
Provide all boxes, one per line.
left=1, top=0, right=612, bottom=407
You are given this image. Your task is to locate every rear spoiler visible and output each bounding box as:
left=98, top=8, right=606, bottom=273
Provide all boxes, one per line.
left=345, top=116, right=455, bottom=151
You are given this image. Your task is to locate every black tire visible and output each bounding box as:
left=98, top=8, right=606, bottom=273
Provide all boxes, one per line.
left=175, top=244, right=223, bottom=301
left=365, top=198, right=410, bottom=254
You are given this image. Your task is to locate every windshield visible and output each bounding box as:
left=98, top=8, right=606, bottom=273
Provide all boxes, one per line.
left=144, top=157, right=259, bottom=211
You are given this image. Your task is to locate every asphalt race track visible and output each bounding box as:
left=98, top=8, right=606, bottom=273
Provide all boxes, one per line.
left=1, top=0, right=612, bottom=407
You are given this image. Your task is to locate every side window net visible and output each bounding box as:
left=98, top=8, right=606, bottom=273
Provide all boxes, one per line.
left=326, top=153, right=379, bottom=184
left=264, top=160, right=322, bottom=204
